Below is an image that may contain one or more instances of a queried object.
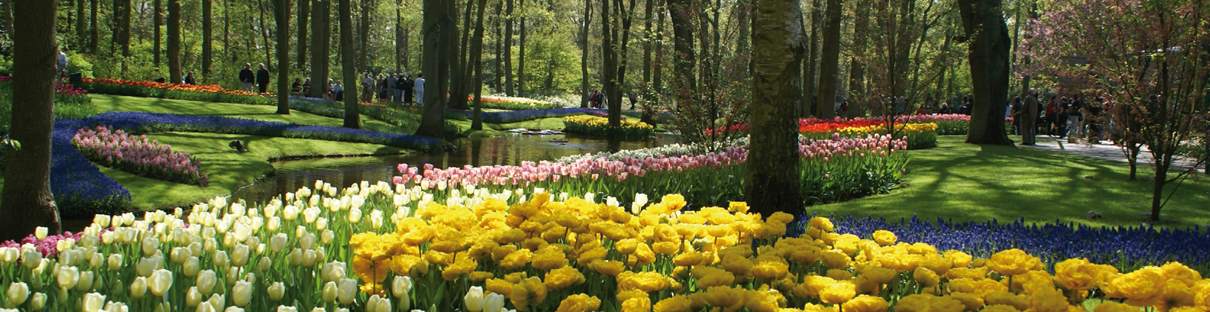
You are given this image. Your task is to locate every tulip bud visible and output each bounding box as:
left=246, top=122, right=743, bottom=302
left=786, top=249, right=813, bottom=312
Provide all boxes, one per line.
left=268, top=282, right=286, bottom=301
left=107, top=254, right=123, bottom=271
left=463, top=286, right=484, bottom=312
left=75, top=271, right=95, bottom=292
left=20, top=249, right=41, bottom=270
left=206, top=294, right=226, bottom=311
left=34, top=227, right=48, bottom=240
left=136, top=256, right=162, bottom=277
left=130, top=277, right=148, bottom=299
left=213, top=251, right=229, bottom=269
left=231, top=244, right=250, bottom=267
left=186, top=286, right=203, bottom=307
left=277, top=306, right=298, bottom=312
left=149, top=269, right=173, bottom=297
left=257, top=258, right=272, bottom=273
left=82, top=292, right=106, bottom=312
left=5, top=282, right=29, bottom=306
left=231, top=280, right=252, bottom=307
left=0, top=247, right=18, bottom=264
left=337, top=278, right=357, bottom=305
left=368, top=295, right=391, bottom=312
left=89, top=253, right=103, bottom=269
left=28, top=292, right=46, bottom=311
left=183, top=257, right=201, bottom=278
left=225, top=307, right=245, bottom=312
left=483, top=293, right=505, bottom=312
left=270, top=233, right=288, bottom=253
left=56, top=266, right=80, bottom=290
left=141, top=237, right=160, bottom=257
left=322, top=262, right=345, bottom=282
left=391, top=276, right=412, bottom=298
left=170, top=247, right=191, bottom=264
left=103, top=301, right=128, bottom=312
left=322, top=282, right=338, bottom=304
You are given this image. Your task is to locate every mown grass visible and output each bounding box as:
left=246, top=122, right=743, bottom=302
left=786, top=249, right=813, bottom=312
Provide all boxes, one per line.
left=811, top=136, right=1210, bottom=228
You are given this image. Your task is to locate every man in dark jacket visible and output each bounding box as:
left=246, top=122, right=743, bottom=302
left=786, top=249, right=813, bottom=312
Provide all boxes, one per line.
left=239, top=63, right=255, bottom=91
left=255, top=63, right=270, bottom=94
left=402, top=75, right=415, bottom=106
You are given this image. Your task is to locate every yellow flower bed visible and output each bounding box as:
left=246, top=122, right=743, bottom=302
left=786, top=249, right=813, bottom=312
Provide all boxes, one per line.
left=834, top=122, right=939, bottom=149
left=355, top=192, right=1210, bottom=312
left=563, top=115, right=655, bottom=139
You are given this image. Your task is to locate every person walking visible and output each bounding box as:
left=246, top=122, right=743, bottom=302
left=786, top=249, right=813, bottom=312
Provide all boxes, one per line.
left=387, top=74, right=399, bottom=105
left=302, top=78, right=312, bottom=97
left=414, top=74, right=426, bottom=106
left=255, top=64, right=270, bottom=94
left=291, top=78, right=302, bottom=95
left=361, top=73, right=375, bottom=103
left=239, top=63, right=255, bottom=91
left=402, top=74, right=415, bottom=106
left=183, top=71, right=197, bottom=85
left=332, top=80, right=344, bottom=101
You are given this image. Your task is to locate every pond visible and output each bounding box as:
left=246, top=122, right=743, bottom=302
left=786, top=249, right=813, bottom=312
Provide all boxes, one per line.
left=230, top=133, right=675, bottom=204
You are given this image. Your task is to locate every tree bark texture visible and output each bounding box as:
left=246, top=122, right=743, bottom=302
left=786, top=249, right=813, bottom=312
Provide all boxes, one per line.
left=340, top=0, right=361, bottom=128
left=167, top=0, right=181, bottom=82
left=958, top=0, right=1013, bottom=145
left=415, top=0, right=455, bottom=137
left=310, top=0, right=331, bottom=98
left=748, top=0, right=804, bottom=217
left=815, top=0, right=841, bottom=119
left=274, top=0, right=291, bottom=114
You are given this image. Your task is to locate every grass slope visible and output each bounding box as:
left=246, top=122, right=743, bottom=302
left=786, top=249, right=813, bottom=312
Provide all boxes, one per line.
left=811, top=136, right=1210, bottom=227
left=103, top=132, right=406, bottom=210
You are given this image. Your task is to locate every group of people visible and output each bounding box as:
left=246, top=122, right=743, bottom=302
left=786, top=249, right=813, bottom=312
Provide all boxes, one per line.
left=1009, top=93, right=1109, bottom=142
left=238, top=64, right=272, bottom=93
left=356, top=72, right=426, bottom=106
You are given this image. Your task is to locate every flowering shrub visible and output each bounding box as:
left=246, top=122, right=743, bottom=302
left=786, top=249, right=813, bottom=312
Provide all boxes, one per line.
left=563, top=115, right=655, bottom=139
left=392, top=135, right=909, bottom=207
left=72, top=125, right=208, bottom=186
left=2, top=184, right=1207, bottom=312
left=474, top=95, right=563, bottom=110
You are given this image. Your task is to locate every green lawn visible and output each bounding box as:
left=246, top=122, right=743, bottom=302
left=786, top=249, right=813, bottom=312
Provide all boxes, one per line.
left=812, top=136, right=1210, bottom=228
left=103, top=132, right=406, bottom=210
left=89, top=94, right=405, bottom=134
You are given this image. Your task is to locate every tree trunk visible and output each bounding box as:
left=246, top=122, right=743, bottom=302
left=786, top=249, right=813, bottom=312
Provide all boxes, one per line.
left=667, top=0, right=696, bottom=127
left=77, top=0, right=86, bottom=49
left=402, top=14, right=410, bottom=71
left=358, top=0, right=372, bottom=71
left=650, top=2, right=664, bottom=115
left=339, top=0, right=360, bottom=128
left=258, top=0, right=273, bottom=69
left=394, top=0, right=402, bottom=72
left=153, top=0, right=161, bottom=66
left=503, top=0, right=515, bottom=95
left=202, top=0, right=213, bottom=79
left=734, top=0, right=751, bottom=73
left=298, top=0, right=310, bottom=69
left=958, top=0, right=1013, bottom=145
left=579, top=0, right=592, bottom=108
left=803, top=0, right=821, bottom=117
left=641, top=0, right=654, bottom=89
left=471, top=0, right=489, bottom=130
left=815, top=0, right=841, bottom=119
left=167, top=0, right=181, bottom=82
left=601, top=0, right=636, bottom=132
left=494, top=0, right=503, bottom=89
left=1, top=0, right=62, bottom=240
left=748, top=0, right=804, bottom=217
left=847, top=0, right=868, bottom=117
left=115, top=0, right=131, bottom=57
left=450, top=0, right=475, bottom=110
left=1150, top=163, right=1167, bottom=221
left=89, top=0, right=98, bottom=52
left=224, top=0, right=233, bottom=62
left=517, top=0, right=527, bottom=96
left=416, top=0, right=454, bottom=137
left=697, top=0, right=715, bottom=130
left=273, top=0, right=291, bottom=114
left=310, top=0, right=330, bottom=98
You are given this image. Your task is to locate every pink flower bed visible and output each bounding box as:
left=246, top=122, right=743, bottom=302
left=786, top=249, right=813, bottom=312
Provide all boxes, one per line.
left=72, top=126, right=208, bottom=186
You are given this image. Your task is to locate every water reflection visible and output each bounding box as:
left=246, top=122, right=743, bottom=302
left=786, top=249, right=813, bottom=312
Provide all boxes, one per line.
left=231, top=134, right=673, bottom=204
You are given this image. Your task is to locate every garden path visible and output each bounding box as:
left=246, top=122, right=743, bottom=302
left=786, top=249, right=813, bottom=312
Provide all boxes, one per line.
left=1026, top=135, right=1204, bottom=171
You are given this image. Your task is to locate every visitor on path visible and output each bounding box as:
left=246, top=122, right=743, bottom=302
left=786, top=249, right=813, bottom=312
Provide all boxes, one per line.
left=1045, top=97, right=1058, bottom=135
left=379, top=74, right=390, bottom=101
left=1065, top=98, right=1084, bottom=141
left=256, top=64, right=270, bottom=94
left=57, top=49, right=69, bottom=78
left=291, top=78, right=303, bottom=96
left=1022, top=92, right=1040, bottom=145
left=302, top=78, right=312, bottom=97
left=387, top=74, right=399, bottom=105
left=402, top=75, right=415, bottom=105
left=414, top=75, right=426, bottom=105
left=239, top=64, right=255, bottom=91
left=183, top=71, right=197, bottom=85
left=394, top=74, right=406, bottom=105
left=332, top=80, right=344, bottom=101
left=362, top=73, right=375, bottom=103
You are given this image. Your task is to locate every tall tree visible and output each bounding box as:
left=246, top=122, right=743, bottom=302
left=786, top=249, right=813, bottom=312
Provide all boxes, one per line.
left=339, top=0, right=360, bottom=128
left=114, top=0, right=131, bottom=59
left=76, top=0, right=86, bottom=48
left=1, top=0, right=62, bottom=240
left=394, top=0, right=402, bottom=72
left=153, top=0, right=161, bottom=66
left=814, top=0, right=841, bottom=118
left=641, top=0, right=655, bottom=94
left=89, top=0, right=98, bottom=52
left=494, top=0, right=504, bottom=89
left=517, top=0, right=527, bottom=96
left=450, top=0, right=475, bottom=110
left=847, top=0, right=869, bottom=116
left=470, top=0, right=489, bottom=130
left=202, top=0, right=213, bottom=79
left=358, top=0, right=373, bottom=71
left=258, top=0, right=273, bottom=68
left=415, top=0, right=455, bottom=137
left=957, top=0, right=1012, bottom=145
left=503, top=0, right=515, bottom=95
left=601, top=0, right=638, bottom=132
left=273, top=0, right=291, bottom=114
left=748, top=0, right=804, bottom=216
left=298, top=0, right=310, bottom=69
left=167, top=0, right=182, bottom=82
left=309, top=0, right=331, bottom=98
left=802, top=0, right=821, bottom=116
left=666, top=0, right=698, bottom=139
left=578, top=0, right=592, bottom=108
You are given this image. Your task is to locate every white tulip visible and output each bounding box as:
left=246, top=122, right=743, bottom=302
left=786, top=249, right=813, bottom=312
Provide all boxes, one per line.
left=224, top=307, right=245, bottom=312
left=391, top=276, right=413, bottom=298
left=183, top=257, right=200, bottom=277
left=88, top=253, right=103, bottom=269
left=270, top=233, right=288, bottom=253
left=463, top=286, right=485, bottom=312
left=276, top=306, right=297, bottom=312
left=206, top=294, right=225, bottom=311
left=34, top=227, right=48, bottom=240
left=82, top=292, right=106, bottom=312
left=129, top=277, right=148, bottom=299
left=107, top=254, right=122, bottom=271
left=321, top=282, right=338, bottom=304
left=322, top=262, right=345, bottom=282
left=141, top=237, right=160, bottom=257
left=136, top=255, right=162, bottom=277
left=337, top=278, right=357, bottom=305
left=231, top=244, right=250, bottom=267
left=483, top=292, right=505, bottom=312
left=93, top=214, right=112, bottom=228
left=186, top=286, right=203, bottom=307
left=5, top=282, right=29, bottom=307
left=103, top=301, right=128, bottom=312
left=347, top=208, right=363, bottom=224
left=257, top=258, right=272, bottom=272
left=0, top=247, right=18, bottom=263
left=316, top=218, right=329, bottom=231
left=56, top=265, right=80, bottom=290
left=213, top=250, right=229, bottom=268
left=196, top=270, right=217, bottom=296
left=268, top=282, right=286, bottom=301
left=231, top=280, right=252, bottom=307
left=20, top=249, right=41, bottom=270
left=149, top=269, right=173, bottom=297
left=170, top=247, right=191, bottom=264
left=75, top=270, right=95, bottom=292
left=367, top=295, right=391, bottom=312
left=309, top=308, right=326, bottom=312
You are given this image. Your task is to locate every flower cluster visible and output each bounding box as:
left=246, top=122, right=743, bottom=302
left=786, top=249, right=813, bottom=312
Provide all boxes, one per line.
left=83, top=77, right=262, bottom=98
left=393, top=135, right=909, bottom=207
left=710, top=114, right=969, bottom=137
left=829, top=123, right=939, bottom=149
left=563, top=115, right=655, bottom=139
left=475, top=95, right=563, bottom=110
left=72, top=125, right=208, bottom=186
left=50, top=120, right=133, bottom=217
left=463, top=108, right=608, bottom=124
